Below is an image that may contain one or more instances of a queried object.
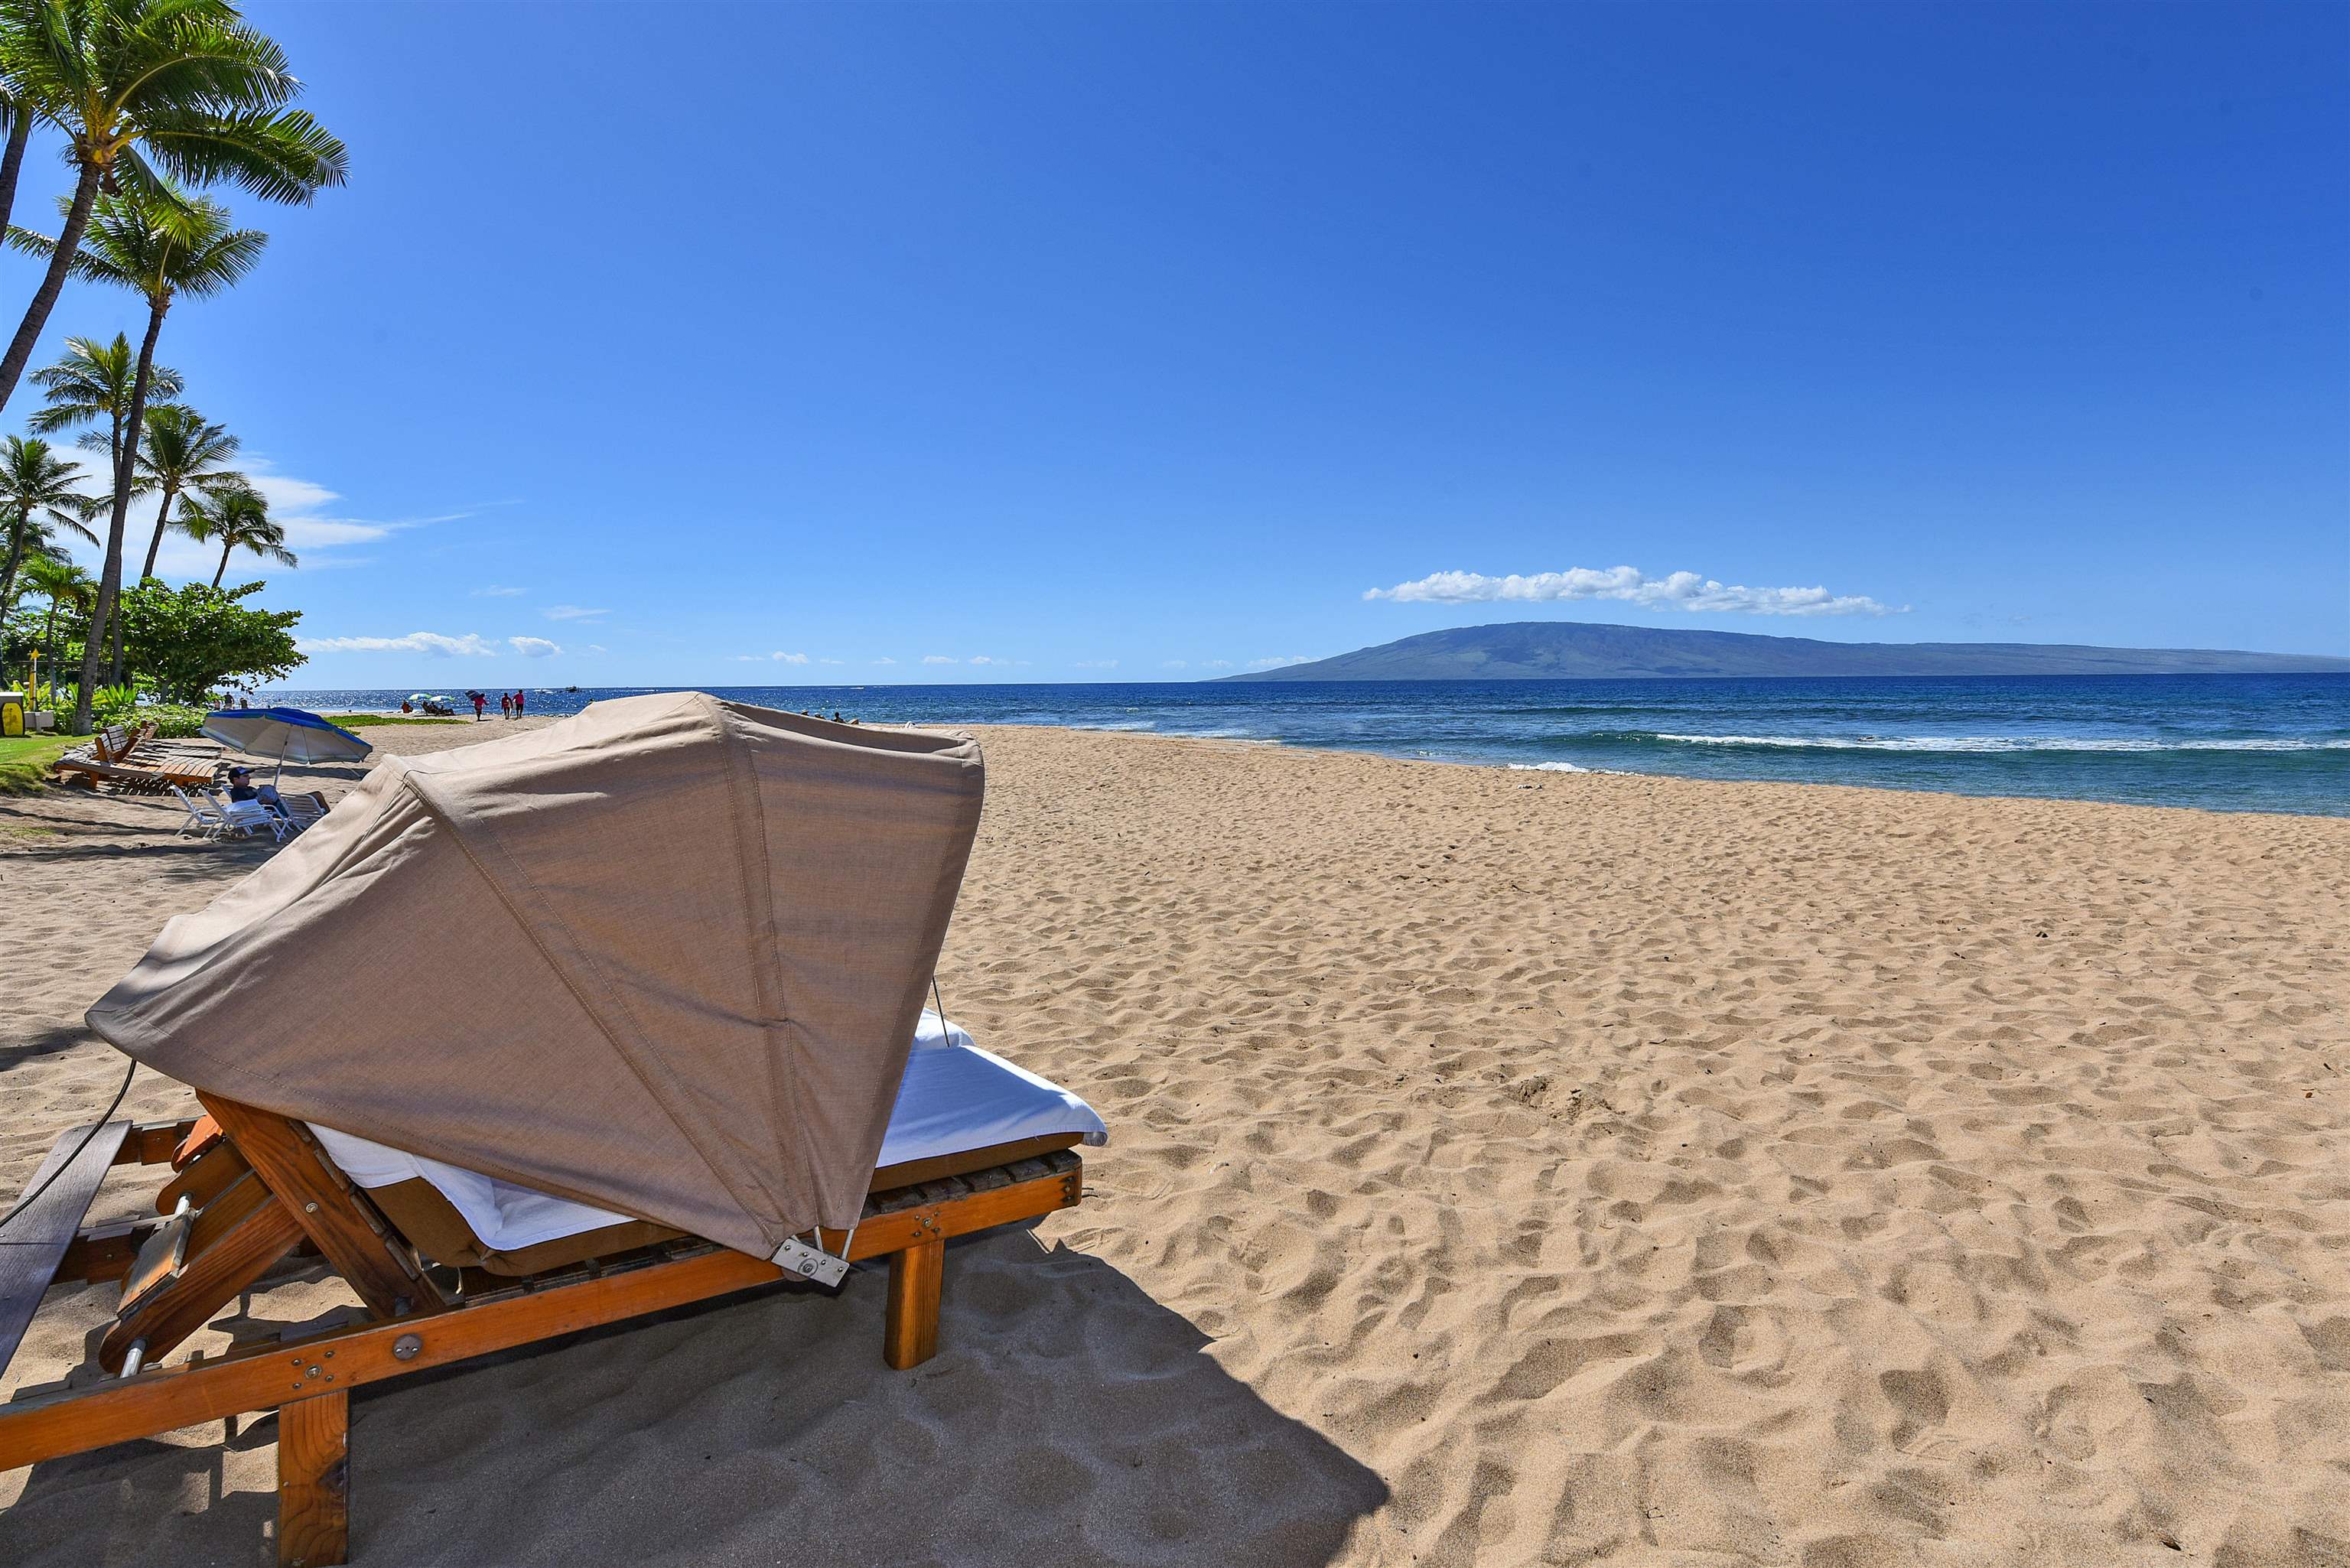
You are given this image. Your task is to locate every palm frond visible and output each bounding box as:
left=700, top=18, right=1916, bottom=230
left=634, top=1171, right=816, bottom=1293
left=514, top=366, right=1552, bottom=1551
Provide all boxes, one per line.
left=138, top=104, right=345, bottom=203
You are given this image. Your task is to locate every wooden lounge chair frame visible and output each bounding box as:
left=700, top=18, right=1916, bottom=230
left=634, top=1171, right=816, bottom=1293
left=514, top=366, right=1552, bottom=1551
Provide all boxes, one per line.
left=0, top=1098, right=1083, bottom=1566
left=52, top=720, right=227, bottom=795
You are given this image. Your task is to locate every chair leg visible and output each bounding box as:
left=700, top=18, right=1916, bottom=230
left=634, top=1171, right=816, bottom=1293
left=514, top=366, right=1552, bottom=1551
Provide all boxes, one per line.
left=278, top=1389, right=349, bottom=1568
left=883, top=1238, right=944, bottom=1369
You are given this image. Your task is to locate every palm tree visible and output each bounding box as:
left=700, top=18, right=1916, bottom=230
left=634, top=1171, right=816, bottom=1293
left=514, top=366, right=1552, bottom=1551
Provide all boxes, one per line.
left=0, top=7, right=41, bottom=235
left=15, top=187, right=261, bottom=689
left=0, top=0, right=347, bottom=418
left=0, top=431, right=96, bottom=610
left=26, top=331, right=181, bottom=696
left=28, top=331, right=181, bottom=475
left=20, top=546, right=93, bottom=694
left=129, top=400, right=239, bottom=581
left=180, top=479, right=288, bottom=587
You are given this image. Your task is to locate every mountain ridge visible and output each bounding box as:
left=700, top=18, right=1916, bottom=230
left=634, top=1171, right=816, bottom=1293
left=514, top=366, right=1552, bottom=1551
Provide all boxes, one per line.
left=1220, top=622, right=2350, bottom=681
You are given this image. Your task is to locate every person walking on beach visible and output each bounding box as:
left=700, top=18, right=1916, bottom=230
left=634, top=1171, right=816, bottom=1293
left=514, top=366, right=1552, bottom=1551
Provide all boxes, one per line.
left=500, top=692, right=513, bottom=720
left=470, top=691, right=487, bottom=721
left=515, top=689, right=526, bottom=718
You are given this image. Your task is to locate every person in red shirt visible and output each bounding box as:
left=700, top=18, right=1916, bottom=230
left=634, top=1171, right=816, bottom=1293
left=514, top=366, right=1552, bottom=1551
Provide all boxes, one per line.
left=514, top=689, right=526, bottom=718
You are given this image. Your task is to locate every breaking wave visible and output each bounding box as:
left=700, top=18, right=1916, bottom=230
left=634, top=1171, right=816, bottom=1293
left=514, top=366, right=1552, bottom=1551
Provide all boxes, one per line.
left=1649, top=734, right=2350, bottom=754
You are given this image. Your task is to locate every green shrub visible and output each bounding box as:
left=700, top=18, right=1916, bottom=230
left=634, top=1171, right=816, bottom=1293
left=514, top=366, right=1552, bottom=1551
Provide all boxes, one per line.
left=86, top=685, right=214, bottom=738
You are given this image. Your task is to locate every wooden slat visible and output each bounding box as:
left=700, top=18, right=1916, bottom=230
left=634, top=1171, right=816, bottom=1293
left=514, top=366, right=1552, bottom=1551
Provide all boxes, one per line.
left=101, top=1172, right=304, bottom=1373
left=196, top=1097, right=447, bottom=1321
left=0, top=1156, right=1081, bottom=1471
left=883, top=1238, right=943, bottom=1369
left=170, top=1115, right=223, bottom=1170
left=57, top=1216, right=171, bottom=1285
left=158, top=1140, right=250, bottom=1215
left=114, top=1119, right=204, bottom=1168
left=277, top=1391, right=349, bottom=1568
left=0, top=1121, right=131, bottom=1377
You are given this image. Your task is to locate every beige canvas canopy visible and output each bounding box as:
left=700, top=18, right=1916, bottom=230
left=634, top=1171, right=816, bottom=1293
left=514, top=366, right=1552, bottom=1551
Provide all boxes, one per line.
left=87, top=691, right=985, bottom=1259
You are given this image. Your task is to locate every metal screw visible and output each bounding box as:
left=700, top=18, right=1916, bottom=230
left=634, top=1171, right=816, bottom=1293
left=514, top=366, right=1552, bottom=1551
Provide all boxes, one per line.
left=304, top=1202, right=318, bottom=1213
left=392, top=1333, right=422, bottom=1361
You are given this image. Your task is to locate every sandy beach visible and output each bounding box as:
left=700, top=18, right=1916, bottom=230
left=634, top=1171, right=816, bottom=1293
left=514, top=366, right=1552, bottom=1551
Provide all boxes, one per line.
left=4, top=718, right=2347, bottom=1567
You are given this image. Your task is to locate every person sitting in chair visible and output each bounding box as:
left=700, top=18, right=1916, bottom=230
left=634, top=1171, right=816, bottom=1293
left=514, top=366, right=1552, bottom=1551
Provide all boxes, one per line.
left=226, top=767, right=289, bottom=819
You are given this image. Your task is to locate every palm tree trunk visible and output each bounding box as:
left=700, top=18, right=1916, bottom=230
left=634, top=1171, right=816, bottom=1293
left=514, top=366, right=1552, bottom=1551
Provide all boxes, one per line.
left=212, top=537, right=229, bottom=588
left=106, top=303, right=167, bottom=686
left=139, top=486, right=177, bottom=582
left=71, top=299, right=160, bottom=732
left=0, top=106, right=32, bottom=245
left=0, top=161, right=99, bottom=418
left=0, top=533, right=24, bottom=613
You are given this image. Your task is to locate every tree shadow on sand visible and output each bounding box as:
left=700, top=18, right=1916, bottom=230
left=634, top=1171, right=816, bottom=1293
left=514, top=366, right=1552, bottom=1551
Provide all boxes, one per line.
left=2, top=1230, right=1388, bottom=1567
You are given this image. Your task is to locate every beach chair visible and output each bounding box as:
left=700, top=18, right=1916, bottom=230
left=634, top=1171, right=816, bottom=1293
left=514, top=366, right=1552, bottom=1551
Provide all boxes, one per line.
left=0, top=1038, right=1093, bottom=1567
left=54, top=724, right=226, bottom=796
left=170, top=784, right=232, bottom=838
left=277, top=790, right=329, bottom=832
left=6, top=694, right=1011, bottom=1565
left=197, top=786, right=290, bottom=841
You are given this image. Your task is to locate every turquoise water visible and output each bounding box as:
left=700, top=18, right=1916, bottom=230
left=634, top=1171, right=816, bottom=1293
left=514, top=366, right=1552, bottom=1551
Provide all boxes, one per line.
left=265, top=675, right=2350, bottom=816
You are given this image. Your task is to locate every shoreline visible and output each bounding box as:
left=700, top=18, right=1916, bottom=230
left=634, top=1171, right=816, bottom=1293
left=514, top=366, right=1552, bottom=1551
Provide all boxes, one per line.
left=265, top=682, right=2350, bottom=819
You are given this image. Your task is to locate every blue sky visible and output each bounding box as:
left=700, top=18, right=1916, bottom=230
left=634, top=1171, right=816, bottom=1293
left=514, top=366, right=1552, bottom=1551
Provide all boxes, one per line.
left=15, top=2, right=2348, bottom=685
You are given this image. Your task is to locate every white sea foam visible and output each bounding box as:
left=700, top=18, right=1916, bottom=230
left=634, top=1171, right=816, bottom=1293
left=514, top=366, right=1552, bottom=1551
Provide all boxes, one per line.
left=1506, top=761, right=1590, bottom=773
left=1652, top=734, right=2350, bottom=754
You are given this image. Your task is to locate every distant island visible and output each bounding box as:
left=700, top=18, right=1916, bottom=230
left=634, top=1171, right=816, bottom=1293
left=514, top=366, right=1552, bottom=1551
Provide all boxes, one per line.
left=1221, top=622, right=2350, bottom=682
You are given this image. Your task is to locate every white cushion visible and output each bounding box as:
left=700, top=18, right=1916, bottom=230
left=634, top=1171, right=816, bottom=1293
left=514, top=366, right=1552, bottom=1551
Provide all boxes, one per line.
left=306, top=1013, right=1105, bottom=1254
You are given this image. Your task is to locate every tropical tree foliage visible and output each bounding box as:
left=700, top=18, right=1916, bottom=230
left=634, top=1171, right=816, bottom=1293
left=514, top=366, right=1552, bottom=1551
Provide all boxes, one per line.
left=0, top=428, right=92, bottom=608
left=28, top=329, right=177, bottom=467
left=16, top=542, right=88, bottom=683
left=113, top=574, right=298, bottom=700
left=128, top=399, right=238, bottom=580
left=178, top=477, right=286, bottom=586
left=0, top=0, right=347, bottom=417
left=15, top=185, right=262, bottom=694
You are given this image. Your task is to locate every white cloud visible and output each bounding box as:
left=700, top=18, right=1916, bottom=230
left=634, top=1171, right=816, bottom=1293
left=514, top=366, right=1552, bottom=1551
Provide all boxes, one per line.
left=1160, top=660, right=1187, bottom=670
left=873, top=657, right=897, bottom=666
left=509, top=636, right=561, bottom=658
left=473, top=585, right=526, bottom=597
left=923, top=656, right=959, bottom=665
left=543, top=605, right=607, bottom=622
left=298, top=631, right=502, bottom=657
left=819, top=658, right=845, bottom=665
left=1202, top=659, right=1232, bottom=669
left=967, top=655, right=1029, bottom=667
left=1364, top=566, right=1898, bottom=616
left=1072, top=659, right=1119, bottom=669
left=1248, top=655, right=1317, bottom=670
left=769, top=651, right=811, bottom=664
left=584, top=645, right=607, bottom=655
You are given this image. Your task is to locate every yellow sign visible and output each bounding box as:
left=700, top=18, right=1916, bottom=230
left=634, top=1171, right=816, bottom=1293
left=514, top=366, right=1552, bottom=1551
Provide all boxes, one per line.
left=0, top=699, right=22, bottom=738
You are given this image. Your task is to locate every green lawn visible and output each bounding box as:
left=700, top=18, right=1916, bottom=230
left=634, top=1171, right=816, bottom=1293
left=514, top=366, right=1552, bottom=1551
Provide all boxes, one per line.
left=0, top=734, right=70, bottom=796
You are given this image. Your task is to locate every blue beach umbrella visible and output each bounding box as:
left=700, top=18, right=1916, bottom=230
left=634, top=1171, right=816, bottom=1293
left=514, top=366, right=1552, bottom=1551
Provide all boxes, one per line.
left=200, top=706, right=373, bottom=781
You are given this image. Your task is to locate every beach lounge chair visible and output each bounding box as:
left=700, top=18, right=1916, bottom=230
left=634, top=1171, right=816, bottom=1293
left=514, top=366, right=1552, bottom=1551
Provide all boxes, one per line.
left=210, top=789, right=291, bottom=841
left=54, top=722, right=226, bottom=795
left=278, top=789, right=328, bottom=831
left=0, top=1016, right=1100, bottom=1567
left=169, top=784, right=231, bottom=838
left=2, top=695, right=1015, bottom=1566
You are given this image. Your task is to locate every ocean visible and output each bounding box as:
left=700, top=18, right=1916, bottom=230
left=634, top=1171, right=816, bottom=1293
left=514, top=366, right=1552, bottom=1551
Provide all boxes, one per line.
left=262, top=674, right=2350, bottom=817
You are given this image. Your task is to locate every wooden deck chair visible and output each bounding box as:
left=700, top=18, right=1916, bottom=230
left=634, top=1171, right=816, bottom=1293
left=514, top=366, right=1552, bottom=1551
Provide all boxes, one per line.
left=0, top=1099, right=1083, bottom=1566
left=53, top=730, right=226, bottom=796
